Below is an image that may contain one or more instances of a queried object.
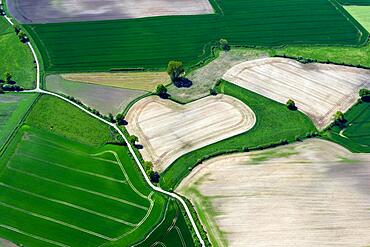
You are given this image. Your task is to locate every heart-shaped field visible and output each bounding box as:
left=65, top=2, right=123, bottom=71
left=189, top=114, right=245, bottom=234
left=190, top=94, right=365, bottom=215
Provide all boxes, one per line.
left=125, top=95, right=256, bottom=172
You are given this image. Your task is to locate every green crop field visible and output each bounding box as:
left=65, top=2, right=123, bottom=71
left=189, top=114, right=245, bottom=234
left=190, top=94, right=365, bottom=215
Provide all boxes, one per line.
left=344, top=6, right=370, bottom=31
left=0, top=17, right=36, bottom=89
left=0, top=93, right=38, bottom=152
left=24, top=0, right=368, bottom=73
left=0, top=126, right=195, bottom=246
left=25, top=95, right=116, bottom=147
left=160, top=81, right=317, bottom=190
left=324, top=101, right=370, bottom=152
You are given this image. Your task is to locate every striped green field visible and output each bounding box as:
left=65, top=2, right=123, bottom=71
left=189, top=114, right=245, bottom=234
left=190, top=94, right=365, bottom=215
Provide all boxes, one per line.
left=324, top=101, right=370, bottom=152
left=0, top=126, right=195, bottom=247
left=0, top=93, right=38, bottom=153
left=24, top=0, right=368, bottom=73
left=0, top=94, right=196, bottom=246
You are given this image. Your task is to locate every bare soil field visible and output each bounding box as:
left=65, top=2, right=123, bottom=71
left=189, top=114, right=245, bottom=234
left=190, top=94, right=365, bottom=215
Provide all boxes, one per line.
left=62, top=72, right=169, bottom=92
left=46, top=74, right=146, bottom=115
left=168, top=49, right=268, bottom=103
left=125, top=95, right=256, bottom=172
left=0, top=238, right=17, bottom=247
left=7, top=0, right=214, bottom=24
left=223, top=58, right=370, bottom=129
left=178, top=139, right=370, bottom=247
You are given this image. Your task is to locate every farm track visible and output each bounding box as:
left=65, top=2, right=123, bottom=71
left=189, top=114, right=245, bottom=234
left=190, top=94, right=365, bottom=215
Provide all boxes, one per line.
left=1, top=12, right=205, bottom=247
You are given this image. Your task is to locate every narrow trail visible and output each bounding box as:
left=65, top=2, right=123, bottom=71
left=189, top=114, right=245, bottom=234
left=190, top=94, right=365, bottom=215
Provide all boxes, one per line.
left=1, top=10, right=205, bottom=247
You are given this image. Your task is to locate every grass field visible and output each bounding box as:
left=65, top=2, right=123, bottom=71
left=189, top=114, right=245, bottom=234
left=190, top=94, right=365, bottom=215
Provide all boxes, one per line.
left=0, top=126, right=195, bottom=246
left=0, top=93, right=38, bottom=152
left=23, top=0, right=368, bottom=73
left=160, top=80, right=316, bottom=190
left=344, top=6, right=370, bottom=31
left=0, top=17, right=36, bottom=89
left=324, top=100, right=370, bottom=152
left=24, top=95, right=115, bottom=147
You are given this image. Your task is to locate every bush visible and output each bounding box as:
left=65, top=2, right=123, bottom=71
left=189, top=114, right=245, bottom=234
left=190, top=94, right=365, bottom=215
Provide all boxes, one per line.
left=286, top=99, right=297, bottom=110
left=210, top=88, right=217, bottom=96
left=219, top=39, right=230, bottom=51
left=359, top=88, right=370, bottom=102
left=333, top=111, right=347, bottom=128
left=156, top=84, right=169, bottom=98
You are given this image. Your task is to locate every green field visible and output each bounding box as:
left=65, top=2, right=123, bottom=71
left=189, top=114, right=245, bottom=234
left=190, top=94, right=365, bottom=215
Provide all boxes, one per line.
left=324, top=101, right=370, bottom=152
left=0, top=93, right=197, bottom=246
left=24, top=0, right=368, bottom=73
left=0, top=126, right=195, bottom=246
left=344, top=6, right=370, bottom=31
left=0, top=93, right=38, bottom=152
left=0, top=17, right=36, bottom=89
left=160, top=81, right=317, bottom=190
left=25, top=95, right=116, bottom=147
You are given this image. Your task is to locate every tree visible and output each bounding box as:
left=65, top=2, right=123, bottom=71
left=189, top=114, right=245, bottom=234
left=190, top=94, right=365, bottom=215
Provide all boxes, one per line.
left=0, top=86, right=4, bottom=94
left=167, top=61, right=184, bottom=82
left=219, top=39, right=230, bottom=51
left=18, top=31, right=28, bottom=43
left=156, top=84, right=167, bottom=98
left=129, top=135, right=138, bottom=145
left=286, top=99, right=297, bottom=110
left=4, top=72, right=11, bottom=83
left=359, top=88, right=370, bottom=101
left=108, top=113, right=115, bottom=123
left=143, top=161, right=153, bottom=176
left=149, top=171, right=160, bottom=183
left=115, top=113, right=127, bottom=125
left=14, top=25, right=21, bottom=35
left=333, top=111, right=346, bottom=128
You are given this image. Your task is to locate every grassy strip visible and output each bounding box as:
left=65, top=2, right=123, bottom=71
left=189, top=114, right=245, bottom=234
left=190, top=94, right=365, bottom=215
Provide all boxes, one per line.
left=322, top=100, right=370, bottom=152
left=24, top=95, right=115, bottom=147
left=0, top=93, right=39, bottom=155
left=160, top=80, right=317, bottom=190
left=0, top=17, right=36, bottom=89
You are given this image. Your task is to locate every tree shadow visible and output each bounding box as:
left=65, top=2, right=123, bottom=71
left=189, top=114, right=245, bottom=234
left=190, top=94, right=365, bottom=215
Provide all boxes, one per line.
left=174, top=77, right=193, bottom=88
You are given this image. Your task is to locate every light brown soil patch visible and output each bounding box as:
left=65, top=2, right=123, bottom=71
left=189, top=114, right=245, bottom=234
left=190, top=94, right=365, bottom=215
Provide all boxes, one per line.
left=62, top=72, right=169, bottom=92
left=178, top=139, right=370, bottom=247
left=125, top=95, right=256, bottom=172
left=223, top=57, right=370, bottom=129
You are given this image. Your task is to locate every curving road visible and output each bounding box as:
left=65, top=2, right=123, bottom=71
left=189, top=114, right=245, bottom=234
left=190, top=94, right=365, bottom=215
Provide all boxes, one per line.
left=2, top=9, right=205, bottom=247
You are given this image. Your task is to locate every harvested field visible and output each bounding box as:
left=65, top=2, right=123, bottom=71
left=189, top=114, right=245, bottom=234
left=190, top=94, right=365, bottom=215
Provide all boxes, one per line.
left=46, top=75, right=146, bottom=115
left=7, top=0, right=214, bottom=24
left=168, top=49, right=268, bottom=103
left=223, top=57, right=370, bottom=129
left=178, top=139, right=370, bottom=247
left=61, top=72, right=169, bottom=92
left=125, top=95, right=256, bottom=172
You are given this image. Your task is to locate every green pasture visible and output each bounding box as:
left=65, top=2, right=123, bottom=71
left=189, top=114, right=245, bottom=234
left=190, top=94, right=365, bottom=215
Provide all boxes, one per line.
left=0, top=93, right=37, bottom=152
left=160, top=81, right=317, bottom=190
left=344, top=6, right=370, bottom=31
left=0, top=126, right=196, bottom=247
left=324, top=101, right=370, bottom=152
left=0, top=17, right=36, bottom=89
left=25, top=95, right=115, bottom=147
left=24, top=0, right=368, bottom=73
left=339, top=0, right=370, bottom=4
